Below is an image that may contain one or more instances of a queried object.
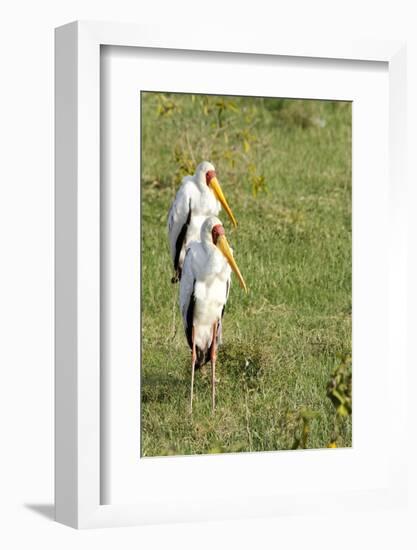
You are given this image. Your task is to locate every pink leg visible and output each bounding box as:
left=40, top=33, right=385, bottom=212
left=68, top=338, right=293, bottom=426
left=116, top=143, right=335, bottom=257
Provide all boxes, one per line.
left=211, top=322, right=218, bottom=412
left=190, top=327, right=196, bottom=413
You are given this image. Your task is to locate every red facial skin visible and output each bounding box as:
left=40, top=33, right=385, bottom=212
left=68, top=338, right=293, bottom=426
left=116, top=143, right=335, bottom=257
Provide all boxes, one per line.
left=212, top=223, right=225, bottom=245
left=206, top=170, right=216, bottom=185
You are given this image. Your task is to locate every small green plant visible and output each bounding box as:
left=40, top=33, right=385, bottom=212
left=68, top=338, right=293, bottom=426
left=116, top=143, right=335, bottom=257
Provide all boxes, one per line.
left=291, top=408, right=319, bottom=450
left=212, top=98, right=239, bottom=128
left=248, top=163, right=267, bottom=197
left=155, top=93, right=180, bottom=117
left=326, top=354, right=352, bottom=447
left=173, top=146, right=196, bottom=183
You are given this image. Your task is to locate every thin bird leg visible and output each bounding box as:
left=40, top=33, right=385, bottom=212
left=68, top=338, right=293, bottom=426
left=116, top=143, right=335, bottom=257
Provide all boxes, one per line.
left=211, top=321, right=218, bottom=413
left=190, top=326, right=196, bottom=413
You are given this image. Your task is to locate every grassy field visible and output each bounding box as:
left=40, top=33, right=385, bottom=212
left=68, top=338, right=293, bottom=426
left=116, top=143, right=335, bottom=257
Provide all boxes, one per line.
left=141, top=92, right=352, bottom=457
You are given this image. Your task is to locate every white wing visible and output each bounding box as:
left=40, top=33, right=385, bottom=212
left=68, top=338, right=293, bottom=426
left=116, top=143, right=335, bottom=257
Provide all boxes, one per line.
left=179, top=242, right=200, bottom=346
left=167, top=177, right=194, bottom=271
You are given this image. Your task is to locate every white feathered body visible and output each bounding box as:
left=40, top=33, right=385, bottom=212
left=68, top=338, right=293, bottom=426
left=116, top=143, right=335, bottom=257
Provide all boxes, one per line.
left=168, top=176, right=221, bottom=274
left=180, top=241, right=231, bottom=356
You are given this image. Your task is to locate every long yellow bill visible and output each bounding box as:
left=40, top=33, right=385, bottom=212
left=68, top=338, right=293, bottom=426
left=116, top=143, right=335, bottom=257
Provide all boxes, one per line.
left=216, top=235, right=247, bottom=293
left=209, top=177, right=238, bottom=228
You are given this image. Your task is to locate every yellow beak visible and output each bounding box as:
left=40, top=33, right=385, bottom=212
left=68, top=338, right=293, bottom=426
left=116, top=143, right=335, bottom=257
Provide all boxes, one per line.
left=208, top=177, right=238, bottom=229
left=216, top=235, right=247, bottom=293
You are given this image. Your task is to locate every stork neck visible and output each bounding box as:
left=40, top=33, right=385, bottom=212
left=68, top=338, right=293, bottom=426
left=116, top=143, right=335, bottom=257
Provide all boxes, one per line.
left=195, top=170, right=207, bottom=192
left=202, top=239, right=217, bottom=256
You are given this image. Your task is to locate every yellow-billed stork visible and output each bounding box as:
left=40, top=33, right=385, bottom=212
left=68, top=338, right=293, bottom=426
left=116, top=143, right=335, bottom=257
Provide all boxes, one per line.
left=167, top=161, right=237, bottom=282
left=179, top=216, right=247, bottom=412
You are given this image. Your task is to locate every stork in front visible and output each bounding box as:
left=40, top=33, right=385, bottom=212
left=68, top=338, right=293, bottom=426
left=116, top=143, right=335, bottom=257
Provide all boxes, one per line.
left=168, top=161, right=237, bottom=282
left=180, top=216, right=247, bottom=412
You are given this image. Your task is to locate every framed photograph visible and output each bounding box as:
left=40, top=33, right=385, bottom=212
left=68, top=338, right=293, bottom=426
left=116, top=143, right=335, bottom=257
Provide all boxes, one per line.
left=55, top=21, right=407, bottom=528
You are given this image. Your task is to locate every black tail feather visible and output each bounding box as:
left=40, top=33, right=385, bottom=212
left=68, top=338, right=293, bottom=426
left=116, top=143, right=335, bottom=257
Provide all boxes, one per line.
left=195, top=347, right=210, bottom=370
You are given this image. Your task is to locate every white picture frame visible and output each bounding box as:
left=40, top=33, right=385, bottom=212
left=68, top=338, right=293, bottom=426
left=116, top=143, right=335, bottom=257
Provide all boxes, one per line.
left=55, top=21, right=407, bottom=529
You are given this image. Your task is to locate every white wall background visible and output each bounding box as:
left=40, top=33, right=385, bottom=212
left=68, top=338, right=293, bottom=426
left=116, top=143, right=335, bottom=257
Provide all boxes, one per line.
left=0, top=1, right=416, bottom=548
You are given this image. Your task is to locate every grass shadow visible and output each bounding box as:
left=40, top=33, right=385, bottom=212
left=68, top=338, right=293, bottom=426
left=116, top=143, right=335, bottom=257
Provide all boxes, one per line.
left=142, top=370, right=186, bottom=404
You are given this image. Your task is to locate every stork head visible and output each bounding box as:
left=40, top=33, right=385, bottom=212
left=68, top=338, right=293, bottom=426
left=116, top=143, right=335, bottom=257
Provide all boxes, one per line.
left=201, top=217, right=247, bottom=293
left=195, top=161, right=238, bottom=228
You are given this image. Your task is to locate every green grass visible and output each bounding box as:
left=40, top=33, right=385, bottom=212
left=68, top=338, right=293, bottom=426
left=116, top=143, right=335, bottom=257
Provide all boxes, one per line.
left=141, top=92, right=352, bottom=456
